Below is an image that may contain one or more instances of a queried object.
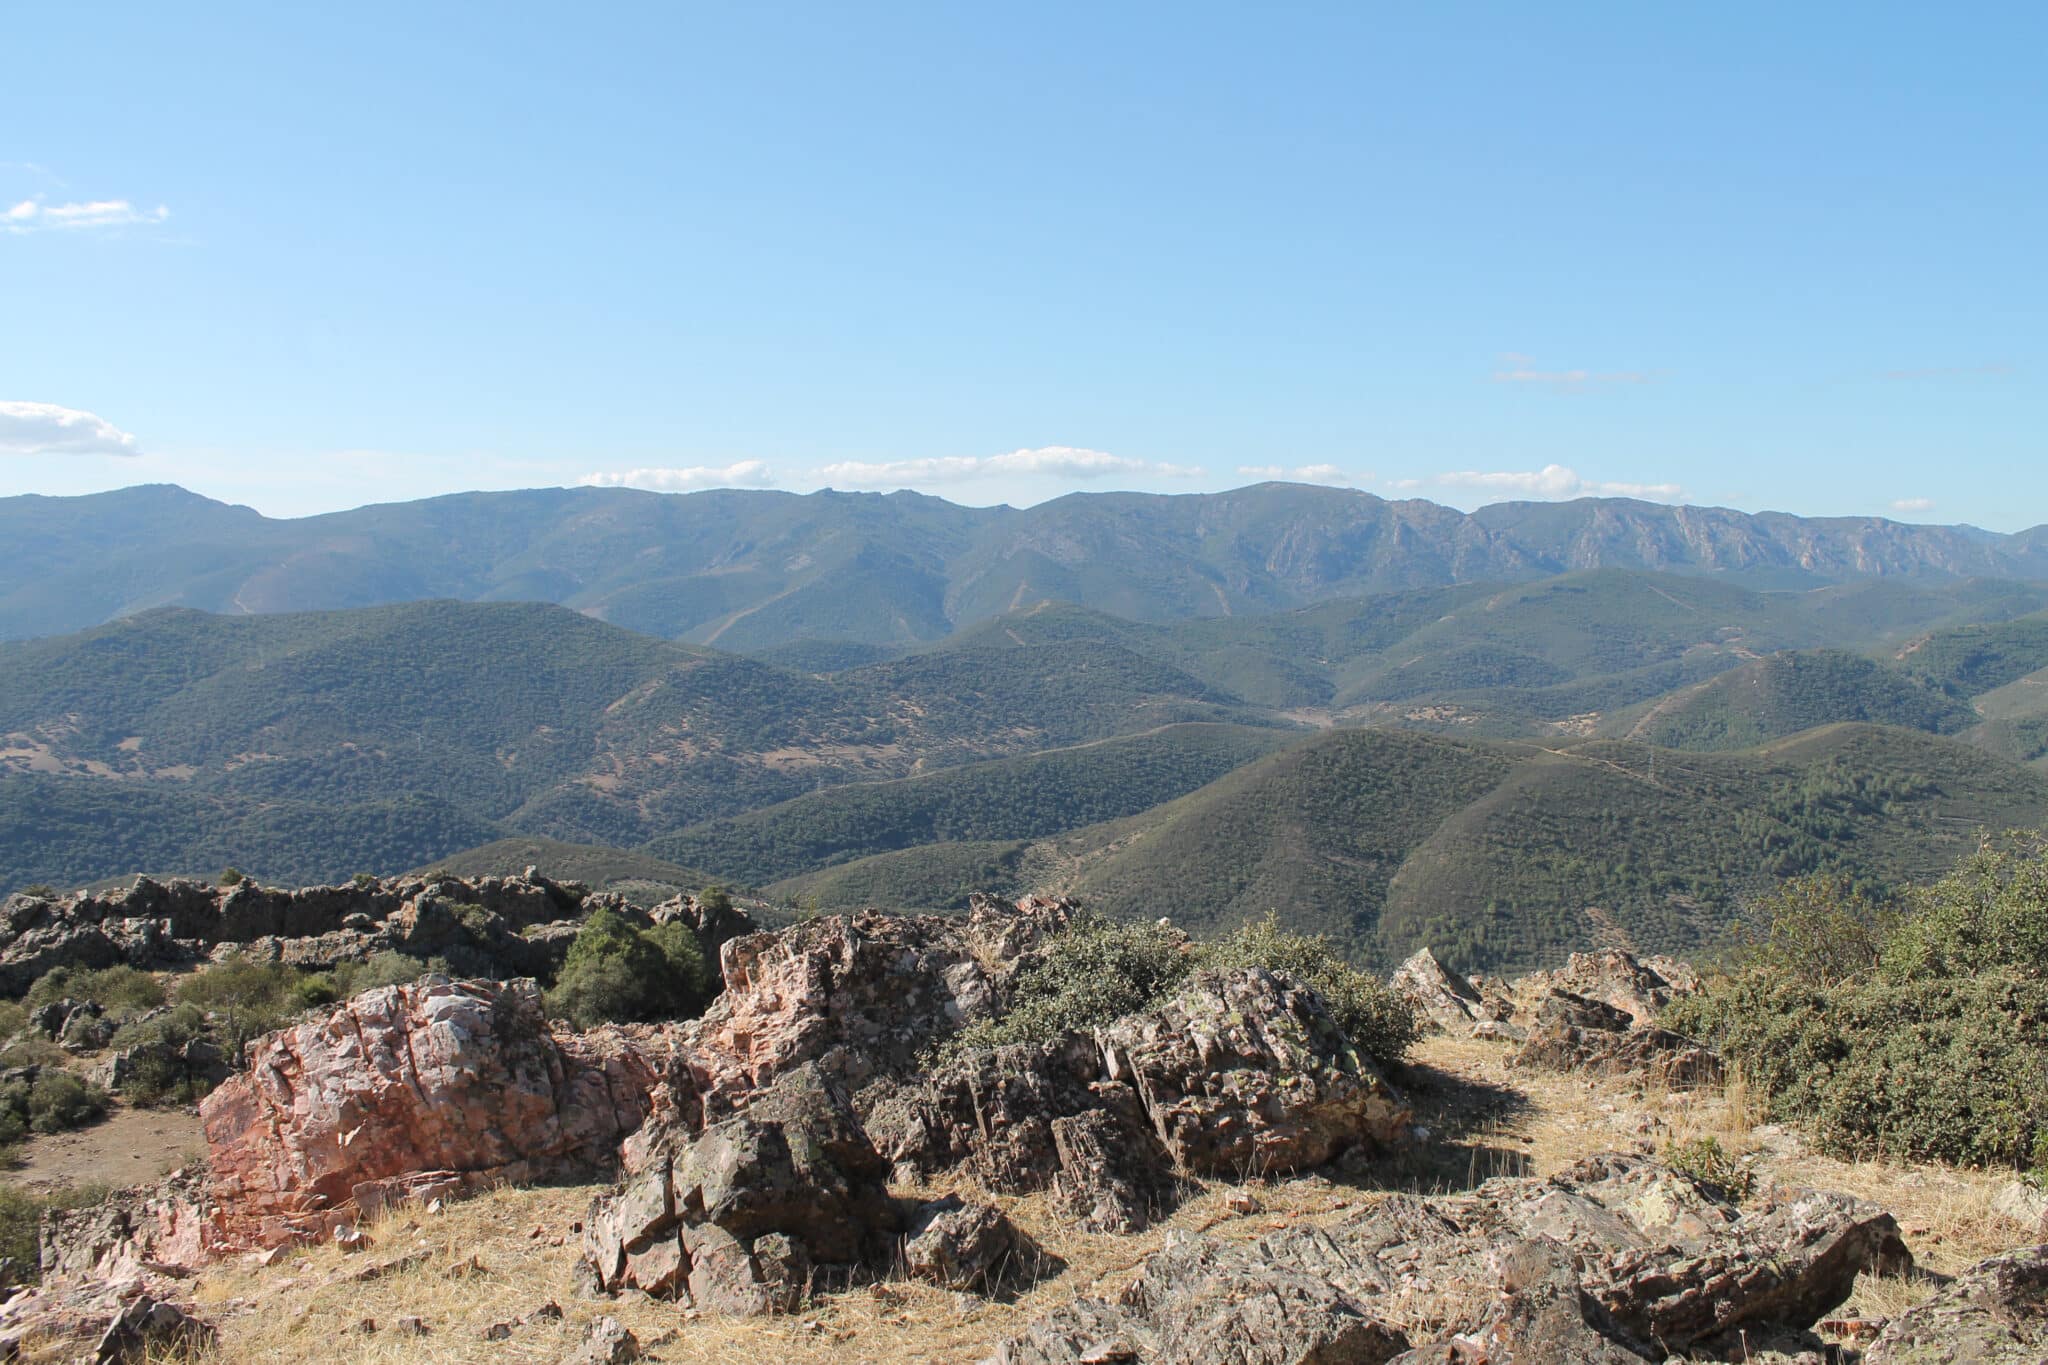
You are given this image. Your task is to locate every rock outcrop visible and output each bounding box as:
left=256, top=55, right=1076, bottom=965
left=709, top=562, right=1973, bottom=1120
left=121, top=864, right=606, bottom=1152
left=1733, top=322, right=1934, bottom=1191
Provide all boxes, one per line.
left=670, top=895, right=1079, bottom=1130
left=1863, top=1244, right=2048, bottom=1364
left=871, top=967, right=1410, bottom=1237
left=581, top=1063, right=895, bottom=1307
left=0, top=1276, right=214, bottom=1364
left=995, top=1154, right=1909, bottom=1364
left=0, top=871, right=743, bottom=994
left=1512, top=989, right=1723, bottom=1089
left=1391, top=947, right=1488, bottom=1035
left=1396, top=944, right=1721, bottom=1088
left=202, top=976, right=663, bottom=1244
left=1517, top=948, right=1701, bottom=1026
left=901, top=1195, right=1051, bottom=1294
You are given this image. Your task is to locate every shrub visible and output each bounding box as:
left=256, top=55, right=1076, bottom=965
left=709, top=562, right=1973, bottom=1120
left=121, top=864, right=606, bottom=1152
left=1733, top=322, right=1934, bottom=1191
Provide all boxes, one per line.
left=0, top=1185, right=40, bottom=1285
left=545, top=910, right=713, bottom=1027
left=172, top=955, right=309, bottom=1055
left=25, top=1071, right=107, bottom=1135
left=217, top=868, right=244, bottom=887
left=951, top=913, right=1192, bottom=1053
left=1726, top=874, right=1895, bottom=987
left=1667, top=833, right=2048, bottom=1167
left=1663, top=1135, right=1755, bottom=1201
left=107, top=1003, right=214, bottom=1106
left=0, top=1070, right=109, bottom=1143
left=328, top=950, right=443, bottom=997
left=0, top=1038, right=66, bottom=1071
left=1881, top=832, right=2048, bottom=981
left=24, top=965, right=165, bottom=1017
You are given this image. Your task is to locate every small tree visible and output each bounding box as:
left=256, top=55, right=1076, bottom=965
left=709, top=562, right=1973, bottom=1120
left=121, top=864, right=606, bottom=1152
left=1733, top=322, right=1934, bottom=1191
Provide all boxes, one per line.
left=546, top=909, right=712, bottom=1027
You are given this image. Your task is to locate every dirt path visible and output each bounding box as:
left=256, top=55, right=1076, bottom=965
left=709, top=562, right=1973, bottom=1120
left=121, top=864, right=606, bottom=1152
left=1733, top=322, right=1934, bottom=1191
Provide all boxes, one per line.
left=6, top=1102, right=206, bottom=1195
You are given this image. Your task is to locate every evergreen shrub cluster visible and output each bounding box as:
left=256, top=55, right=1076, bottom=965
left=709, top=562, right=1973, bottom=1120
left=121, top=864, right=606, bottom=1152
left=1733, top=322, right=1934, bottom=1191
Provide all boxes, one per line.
left=1663, top=833, right=2048, bottom=1168
left=544, top=909, right=713, bottom=1027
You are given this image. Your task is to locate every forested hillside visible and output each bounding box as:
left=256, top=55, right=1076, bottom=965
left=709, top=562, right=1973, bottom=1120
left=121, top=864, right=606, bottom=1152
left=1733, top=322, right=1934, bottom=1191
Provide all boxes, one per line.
left=7, top=568, right=2048, bottom=977
left=772, top=724, right=2048, bottom=973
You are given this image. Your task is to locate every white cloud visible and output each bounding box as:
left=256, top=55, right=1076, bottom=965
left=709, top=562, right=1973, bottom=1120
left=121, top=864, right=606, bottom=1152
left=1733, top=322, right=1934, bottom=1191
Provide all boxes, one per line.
left=578, top=460, right=777, bottom=491
left=1236, top=463, right=1353, bottom=485
left=818, top=446, right=1203, bottom=487
left=0, top=401, right=141, bottom=457
left=1491, top=354, right=1651, bottom=389
left=2, top=198, right=170, bottom=234
left=1890, top=497, right=1936, bottom=513
left=1402, top=463, right=1686, bottom=502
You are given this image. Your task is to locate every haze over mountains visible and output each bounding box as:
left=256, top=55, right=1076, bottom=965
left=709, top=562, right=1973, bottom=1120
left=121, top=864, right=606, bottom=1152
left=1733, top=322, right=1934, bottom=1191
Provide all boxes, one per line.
left=6, top=482, right=2048, bottom=647
left=7, top=481, right=2048, bottom=971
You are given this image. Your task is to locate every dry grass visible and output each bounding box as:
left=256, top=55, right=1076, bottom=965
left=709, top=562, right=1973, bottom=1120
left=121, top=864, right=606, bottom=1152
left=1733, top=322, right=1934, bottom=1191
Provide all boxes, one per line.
left=178, top=1169, right=1386, bottom=1365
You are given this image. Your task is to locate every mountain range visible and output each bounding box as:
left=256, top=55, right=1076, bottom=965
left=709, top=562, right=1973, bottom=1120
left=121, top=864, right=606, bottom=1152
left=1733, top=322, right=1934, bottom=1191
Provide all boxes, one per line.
left=7, top=482, right=2048, bottom=647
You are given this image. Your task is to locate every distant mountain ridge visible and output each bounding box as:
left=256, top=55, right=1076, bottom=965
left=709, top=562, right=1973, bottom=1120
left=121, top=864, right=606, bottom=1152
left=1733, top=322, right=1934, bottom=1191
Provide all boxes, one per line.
left=6, top=481, right=2046, bottom=646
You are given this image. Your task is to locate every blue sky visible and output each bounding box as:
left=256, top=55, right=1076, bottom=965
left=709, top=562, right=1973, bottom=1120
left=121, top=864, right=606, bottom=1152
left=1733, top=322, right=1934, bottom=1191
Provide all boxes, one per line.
left=2, top=3, right=2041, bottom=526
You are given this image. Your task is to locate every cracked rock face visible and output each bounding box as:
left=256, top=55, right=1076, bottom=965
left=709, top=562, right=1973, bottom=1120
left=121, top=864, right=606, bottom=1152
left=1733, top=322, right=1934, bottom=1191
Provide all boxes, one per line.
left=1515, top=949, right=1701, bottom=1027
left=1391, top=947, right=1487, bottom=1035
left=201, top=977, right=661, bottom=1243
left=671, top=896, right=1080, bottom=1130
left=1099, top=966, right=1411, bottom=1176
left=873, top=968, right=1411, bottom=1236
left=581, top=1063, right=897, bottom=1307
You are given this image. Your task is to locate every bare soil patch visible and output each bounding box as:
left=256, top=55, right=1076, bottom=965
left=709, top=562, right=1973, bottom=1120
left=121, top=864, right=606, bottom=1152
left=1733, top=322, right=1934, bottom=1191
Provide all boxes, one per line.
left=6, top=1103, right=205, bottom=1197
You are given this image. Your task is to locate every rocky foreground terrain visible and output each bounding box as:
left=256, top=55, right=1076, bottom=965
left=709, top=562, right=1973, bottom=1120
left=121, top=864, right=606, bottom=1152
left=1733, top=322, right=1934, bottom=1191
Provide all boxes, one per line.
left=0, top=878, right=2042, bottom=1363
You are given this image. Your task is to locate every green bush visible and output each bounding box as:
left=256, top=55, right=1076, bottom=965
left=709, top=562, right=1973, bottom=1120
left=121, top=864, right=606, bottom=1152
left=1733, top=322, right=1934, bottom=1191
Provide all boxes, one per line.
left=0, top=1070, right=109, bottom=1146
left=1663, top=1135, right=1755, bottom=1201
left=0, top=1038, right=66, bottom=1071
left=26, top=1072, right=106, bottom=1135
left=950, top=911, right=1421, bottom=1067
left=24, top=965, right=166, bottom=1016
left=0, top=1185, right=41, bottom=1285
left=1724, top=874, right=1895, bottom=987
left=325, top=950, right=444, bottom=998
left=107, top=1003, right=214, bottom=1107
left=1666, top=834, right=2048, bottom=1167
left=1882, top=833, right=2048, bottom=980
left=545, top=910, right=712, bottom=1027
left=952, top=913, right=1192, bottom=1053
left=171, top=955, right=309, bottom=1055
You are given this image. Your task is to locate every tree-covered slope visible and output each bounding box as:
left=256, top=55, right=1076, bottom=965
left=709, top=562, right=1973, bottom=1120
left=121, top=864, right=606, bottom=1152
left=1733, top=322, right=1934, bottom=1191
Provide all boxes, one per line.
left=1627, top=650, right=1978, bottom=750
left=771, top=723, right=2048, bottom=975
left=650, top=723, right=1296, bottom=885
left=0, top=600, right=1273, bottom=891
left=0, top=774, right=499, bottom=894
